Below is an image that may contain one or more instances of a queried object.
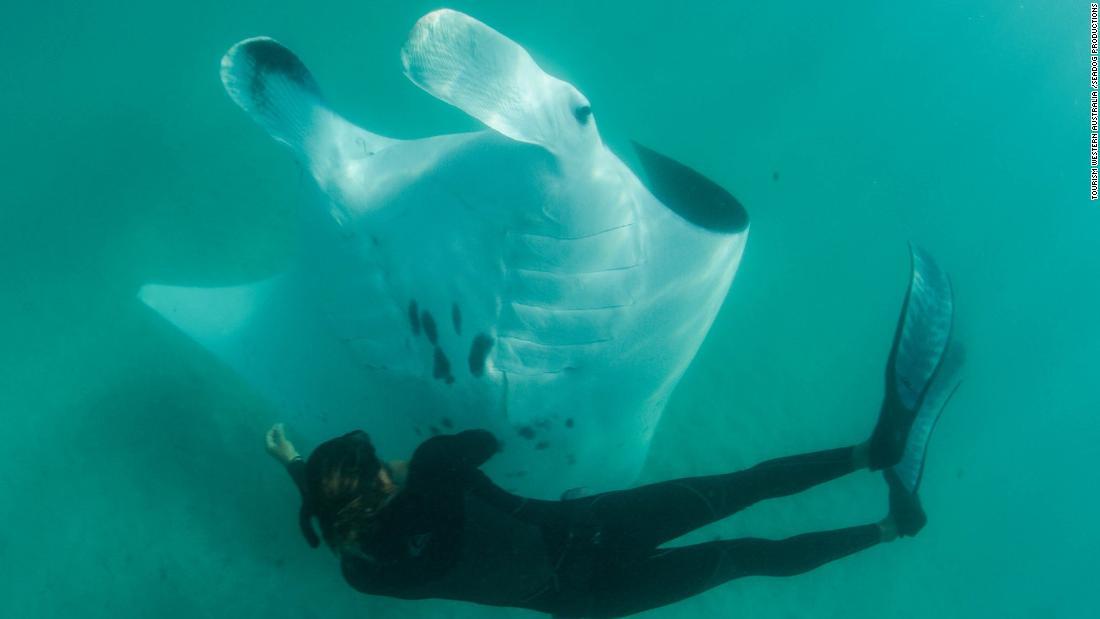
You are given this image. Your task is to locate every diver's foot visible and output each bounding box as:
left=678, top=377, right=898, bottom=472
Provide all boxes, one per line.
left=868, top=401, right=916, bottom=470
left=885, top=468, right=927, bottom=537
left=868, top=246, right=955, bottom=470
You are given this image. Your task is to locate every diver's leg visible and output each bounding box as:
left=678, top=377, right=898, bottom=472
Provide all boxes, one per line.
left=576, top=445, right=867, bottom=550
left=590, top=524, right=883, bottom=618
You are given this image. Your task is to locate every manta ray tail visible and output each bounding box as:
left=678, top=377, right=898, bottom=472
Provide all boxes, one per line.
left=221, top=37, right=392, bottom=160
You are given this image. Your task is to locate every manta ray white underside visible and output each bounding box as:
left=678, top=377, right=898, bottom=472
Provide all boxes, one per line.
left=140, top=9, right=748, bottom=499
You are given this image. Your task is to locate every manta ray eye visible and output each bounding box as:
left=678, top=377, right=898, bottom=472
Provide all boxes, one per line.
left=573, top=105, right=592, bottom=124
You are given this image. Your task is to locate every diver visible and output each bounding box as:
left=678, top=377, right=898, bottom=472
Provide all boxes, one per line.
left=263, top=247, right=962, bottom=618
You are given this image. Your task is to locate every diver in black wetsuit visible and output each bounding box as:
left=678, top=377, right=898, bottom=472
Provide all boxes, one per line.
left=263, top=248, right=961, bottom=618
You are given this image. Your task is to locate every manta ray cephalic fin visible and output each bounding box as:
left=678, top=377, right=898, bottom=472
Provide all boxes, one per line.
left=401, top=9, right=596, bottom=152
left=221, top=37, right=396, bottom=173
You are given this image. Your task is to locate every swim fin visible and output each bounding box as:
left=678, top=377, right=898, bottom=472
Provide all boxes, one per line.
left=890, top=340, right=964, bottom=493
left=885, top=341, right=964, bottom=537
left=869, top=245, right=954, bottom=470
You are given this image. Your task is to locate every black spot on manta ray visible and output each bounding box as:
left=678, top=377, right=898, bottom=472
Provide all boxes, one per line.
left=574, top=105, right=592, bottom=124
left=432, top=346, right=453, bottom=384
left=421, top=311, right=438, bottom=345
left=565, top=418, right=574, bottom=429
left=441, top=417, right=453, bottom=429
left=535, top=441, right=550, bottom=450
left=408, top=301, right=420, bottom=335
left=468, top=334, right=494, bottom=377
left=517, top=426, right=536, bottom=440
left=451, top=303, right=462, bottom=335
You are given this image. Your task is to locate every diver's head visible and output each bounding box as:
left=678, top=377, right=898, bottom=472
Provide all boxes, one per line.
left=298, top=430, right=396, bottom=550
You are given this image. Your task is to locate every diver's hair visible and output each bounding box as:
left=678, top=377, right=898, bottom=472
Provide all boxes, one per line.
left=300, top=430, right=389, bottom=549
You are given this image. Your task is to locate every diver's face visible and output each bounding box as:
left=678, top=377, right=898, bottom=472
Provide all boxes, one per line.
left=357, top=465, right=397, bottom=513
left=321, top=463, right=396, bottom=553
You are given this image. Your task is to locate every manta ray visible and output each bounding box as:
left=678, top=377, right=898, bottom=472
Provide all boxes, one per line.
left=140, top=9, right=748, bottom=499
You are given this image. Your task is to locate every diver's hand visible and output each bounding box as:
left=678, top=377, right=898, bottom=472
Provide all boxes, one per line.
left=265, top=423, right=300, bottom=465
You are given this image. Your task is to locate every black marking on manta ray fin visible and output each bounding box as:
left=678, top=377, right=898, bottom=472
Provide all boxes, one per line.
left=468, top=334, right=494, bottom=377
left=238, top=39, right=320, bottom=111
left=421, top=311, right=438, bottom=345
left=408, top=300, right=421, bottom=335
left=451, top=303, right=462, bottom=335
left=630, top=141, right=748, bottom=233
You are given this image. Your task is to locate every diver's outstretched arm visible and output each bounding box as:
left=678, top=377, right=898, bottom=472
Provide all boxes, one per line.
left=265, top=423, right=308, bottom=498
left=265, top=422, right=300, bottom=464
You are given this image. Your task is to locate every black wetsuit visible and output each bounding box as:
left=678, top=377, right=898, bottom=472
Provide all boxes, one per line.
left=287, top=430, right=881, bottom=618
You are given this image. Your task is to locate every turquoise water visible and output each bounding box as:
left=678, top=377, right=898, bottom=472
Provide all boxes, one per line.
left=0, top=1, right=1092, bottom=617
